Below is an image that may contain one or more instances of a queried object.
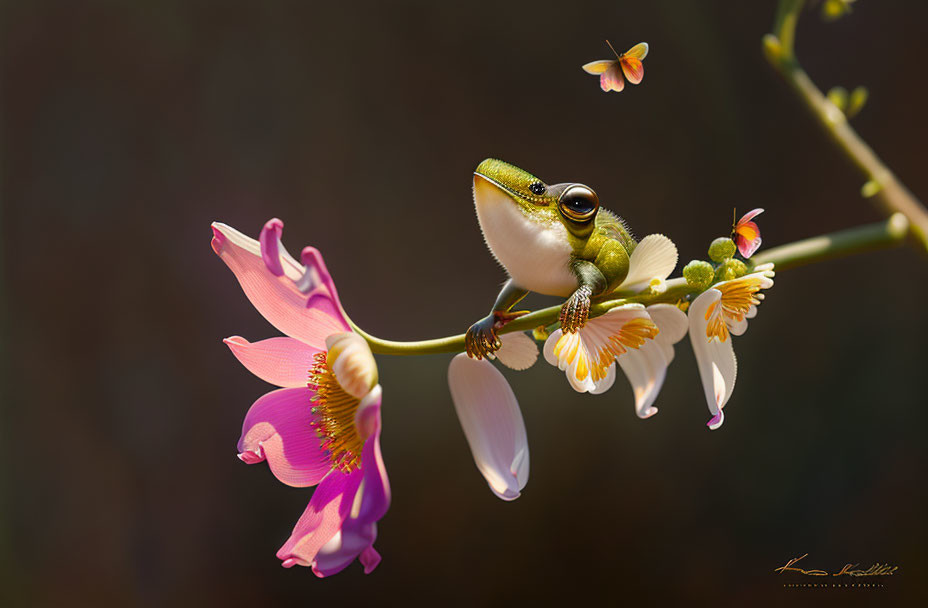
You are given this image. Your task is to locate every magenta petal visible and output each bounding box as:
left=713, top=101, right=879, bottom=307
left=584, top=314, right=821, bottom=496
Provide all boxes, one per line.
left=277, top=401, right=390, bottom=576
left=360, top=545, right=382, bottom=574
left=238, top=388, right=331, bottom=487
left=259, top=218, right=285, bottom=277
left=707, top=409, right=725, bottom=431
left=224, top=336, right=320, bottom=388
left=311, top=522, right=378, bottom=577
left=356, top=407, right=390, bottom=523
left=276, top=468, right=363, bottom=569
left=211, top=221, right=350, bottom=349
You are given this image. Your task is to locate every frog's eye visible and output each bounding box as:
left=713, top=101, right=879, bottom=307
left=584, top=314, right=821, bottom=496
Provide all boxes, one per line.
left=529, top=181, right=546, bottom=196
left=558, top=185, right=599, bottom=221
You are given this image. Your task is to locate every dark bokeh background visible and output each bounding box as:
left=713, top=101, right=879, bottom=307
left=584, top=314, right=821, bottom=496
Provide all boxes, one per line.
left=2, top=1, right=927, bottom=606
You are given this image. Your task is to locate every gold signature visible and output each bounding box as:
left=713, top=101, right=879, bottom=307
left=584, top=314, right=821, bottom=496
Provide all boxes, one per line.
left=775, top=554, right=898, bottom=577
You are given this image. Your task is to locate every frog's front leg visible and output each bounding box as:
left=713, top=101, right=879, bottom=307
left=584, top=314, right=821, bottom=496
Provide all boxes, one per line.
left=465, top=279, right=530, bottom=359
left=559, top=259, right=608, bottom=333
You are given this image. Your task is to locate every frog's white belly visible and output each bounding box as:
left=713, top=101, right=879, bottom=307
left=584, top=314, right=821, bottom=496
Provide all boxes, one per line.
left=474, top=181, right=577, bottom=297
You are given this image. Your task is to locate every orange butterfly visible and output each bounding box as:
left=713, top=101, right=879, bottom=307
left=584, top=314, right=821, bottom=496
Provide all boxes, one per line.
left=582, top=41, right=649, bottom=93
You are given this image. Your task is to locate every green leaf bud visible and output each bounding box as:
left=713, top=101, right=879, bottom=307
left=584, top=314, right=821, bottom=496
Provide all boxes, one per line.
left=827, top=86, right=848, bottom=111
left=861, top=180, right=881, bottom=198
left=846, top=86, right=868, bottom=118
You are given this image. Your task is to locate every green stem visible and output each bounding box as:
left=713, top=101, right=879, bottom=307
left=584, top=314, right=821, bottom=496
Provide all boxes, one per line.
left=753, top=213, right=908, bottom=271
left=356, top=216, right=909, bottom=355
left=764, top=0, right=928, bottom=255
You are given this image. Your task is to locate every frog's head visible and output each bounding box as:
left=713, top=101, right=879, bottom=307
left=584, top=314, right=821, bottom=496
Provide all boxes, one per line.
left=473, top=158, right=600, bottom=239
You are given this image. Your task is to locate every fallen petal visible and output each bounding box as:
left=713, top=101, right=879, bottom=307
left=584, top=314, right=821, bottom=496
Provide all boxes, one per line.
left=447, top=354, right=529, bottom=501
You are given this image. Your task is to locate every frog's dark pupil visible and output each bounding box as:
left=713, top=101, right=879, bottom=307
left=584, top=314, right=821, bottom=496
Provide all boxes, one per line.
left=564, top=195, right=594, bottom=214
left=529, top=182, right=545, bottom=195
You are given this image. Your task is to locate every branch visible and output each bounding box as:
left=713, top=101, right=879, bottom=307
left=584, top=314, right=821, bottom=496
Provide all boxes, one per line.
left=763, top=0, right=928, bottom=255
left=355, top=216, right=909, bottom=355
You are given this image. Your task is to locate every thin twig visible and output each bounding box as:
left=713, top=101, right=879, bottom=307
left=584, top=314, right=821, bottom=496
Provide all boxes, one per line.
left=763, top=0, right=928, bottom=255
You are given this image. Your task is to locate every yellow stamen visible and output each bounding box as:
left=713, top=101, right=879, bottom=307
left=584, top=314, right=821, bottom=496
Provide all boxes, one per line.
left=717, top=277, right=763, bottom=321
left=704, top=300, right=729, bottom=342
left=308, top=352, right=364, bottom=473
left=705, top=277, right=766, bottom=342
left=575, top=350, right=589, bottom=382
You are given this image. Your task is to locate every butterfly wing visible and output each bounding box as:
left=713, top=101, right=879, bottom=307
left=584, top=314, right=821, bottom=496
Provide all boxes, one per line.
left=600, top=62, right=625, bottom=92
left=582, top=60, right=615, bottom=75
left=623, top=42, right=649, bottom=60
left=620, top=57, right=644, bottom=85
left=734, top=230, right=762, bottom=258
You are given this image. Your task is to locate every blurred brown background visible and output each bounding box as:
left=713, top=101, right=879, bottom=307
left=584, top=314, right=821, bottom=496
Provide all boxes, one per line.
left=2, top=0, right=927, bottom=606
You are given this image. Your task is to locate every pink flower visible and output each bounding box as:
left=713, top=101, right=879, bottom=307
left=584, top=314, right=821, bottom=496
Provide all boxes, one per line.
left=212, top=218, right=389, bottom=577
left=733, top=208, right=764, bottom=258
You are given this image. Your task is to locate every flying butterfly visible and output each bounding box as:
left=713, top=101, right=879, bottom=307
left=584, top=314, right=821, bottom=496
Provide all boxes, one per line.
left=582, top=41, right=649, bottom=93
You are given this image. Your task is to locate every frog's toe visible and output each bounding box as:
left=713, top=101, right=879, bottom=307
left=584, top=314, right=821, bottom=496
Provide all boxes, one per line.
left=559, top=286, right=592, bottom=333
left=465, top=317, right=500, bottom=359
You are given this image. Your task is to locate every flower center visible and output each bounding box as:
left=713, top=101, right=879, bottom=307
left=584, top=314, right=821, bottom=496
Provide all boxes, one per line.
left=308, top=352, right=364, bottom=473
left=554, top=317, right=659, bottom=383
left=705, top=277, right=765, bottom=342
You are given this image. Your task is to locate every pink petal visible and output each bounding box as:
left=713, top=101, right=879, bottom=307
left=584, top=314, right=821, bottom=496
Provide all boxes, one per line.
left=238, top=388, right=331, bottom=487
left=737, top=208, right=764, bottom=224
left=224, top=336, right=320, bottom=388
left=736, top=231, right=763, bottom=258
left=277, top=398, right=390, bottom=576
left=212, top=220, right=350, bottom=349
left=447, top=354, right=529, bottom=501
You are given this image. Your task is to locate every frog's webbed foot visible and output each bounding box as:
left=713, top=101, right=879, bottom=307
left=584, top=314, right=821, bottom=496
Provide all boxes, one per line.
left=559, top=285, right=593, bottom=333
left=465, top=310, right=528, bottom=359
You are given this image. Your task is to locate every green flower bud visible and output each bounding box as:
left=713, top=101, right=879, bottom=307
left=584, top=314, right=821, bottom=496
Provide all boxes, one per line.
left=714, top=258, right=748, bottom=283
left=683, top=260, right=715, bottom=289
left=708, top=237, right=736, bottom=262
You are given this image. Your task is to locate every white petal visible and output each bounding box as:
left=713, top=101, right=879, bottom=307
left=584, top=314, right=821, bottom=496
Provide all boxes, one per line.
left=728, top=317, right=749, bottom=336
left=542, top=305, right=650, bottom=394
left=326, top=333, right=378, bottom=400
left=496, top=332, right=539, bottom=371
left=688, top=290, right=737, bottom=428
left=647, top=304, right=688, bottom=346
left=589, top=363, right=617, bottom=395
left=617, top=342, right=669, bottom=419
left=618, top=234, right=679, bottom=292
left=448, top=354, right=529, bottom=501
left=543, top=329, right=562, bottom=367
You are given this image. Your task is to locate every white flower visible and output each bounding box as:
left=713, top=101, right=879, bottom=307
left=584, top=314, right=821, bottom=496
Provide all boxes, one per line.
left=687, top=263, right=775, bottom=430
left=543, top=304, right=658, bottom=393
left=542, top=233, right=684, bottom=407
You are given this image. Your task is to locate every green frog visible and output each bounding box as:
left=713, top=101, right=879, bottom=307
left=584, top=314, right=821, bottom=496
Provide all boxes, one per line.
left=466, top=158, right=637, bottom=359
